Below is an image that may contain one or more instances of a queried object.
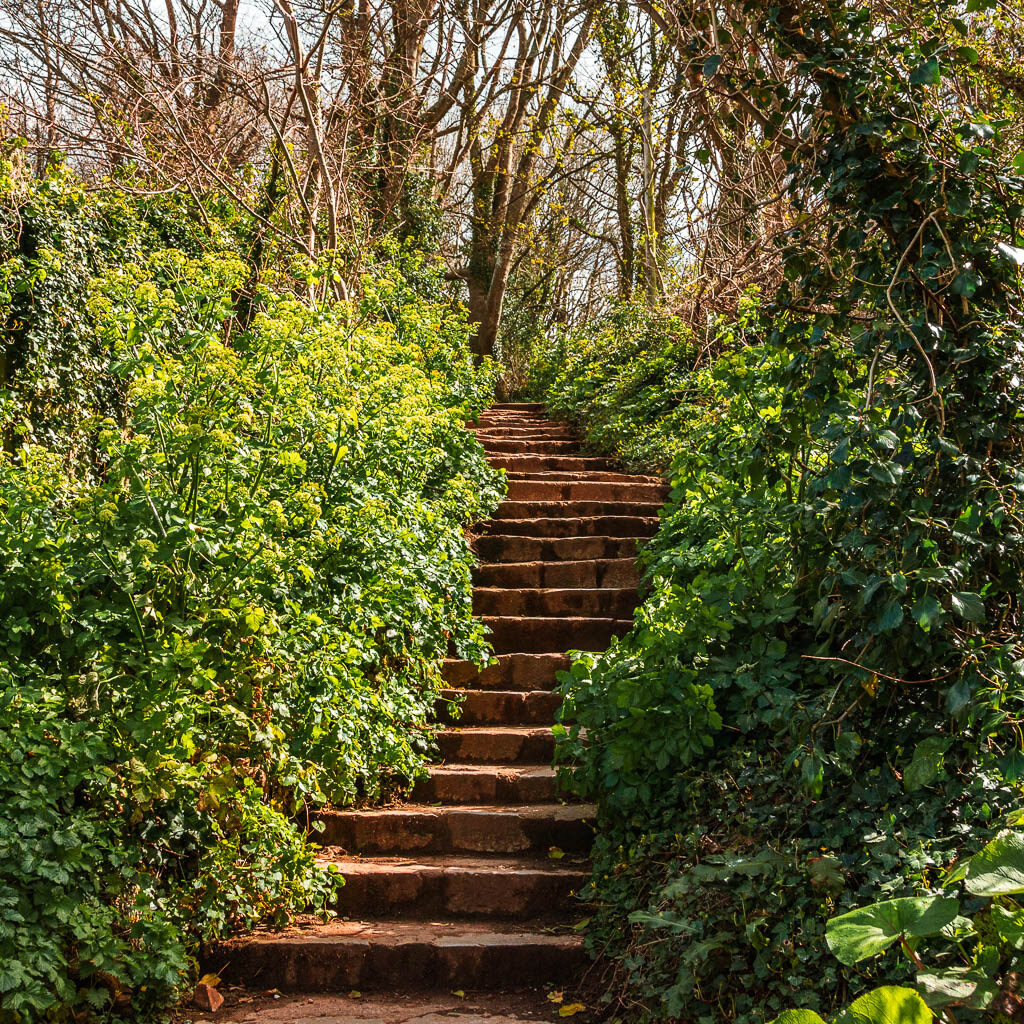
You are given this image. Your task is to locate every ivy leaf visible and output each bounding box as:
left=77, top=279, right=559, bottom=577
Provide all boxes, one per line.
left=768, top=1013, right=828, bottom=1024
left=909, top=58, right=941, bottom=86
left=950, top=591, right=984, bottom=622
left=808, top=854, right=845, bottom=896
left=996, top=242, right=1024, bottom=265
left=903, top=737, right=950, bottom=793
left=875, top=600, right=904, bottom=632
left=868, top=461, right=903, bottom=484
left=998, top=748, right=1024, bottom=783
left=913, top=595, right=943, bottom=631
left=826, top=897, right=960, bottom=964
left=964, top=831, right=1024, bottom=896
left=833, top=987, right=933, bottom=1024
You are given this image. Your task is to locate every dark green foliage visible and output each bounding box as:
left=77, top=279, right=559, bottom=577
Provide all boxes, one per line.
left=539, top=4, right=1024, bottom=1021
left=0, top=169, right=501, bottom=1020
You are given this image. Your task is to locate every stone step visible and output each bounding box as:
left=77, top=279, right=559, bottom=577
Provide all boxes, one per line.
left=475, top=557, right=640, bottom=589
left=489, top=501, right=663, bottom=524
left=506, top=469, right=662, bottom=483
left=491, top=500, right=664, bottom=520
left=488, top=402, right=546, bottom=410
left=481, top=439, right=581, bottom=454
left=473, top=534, right=643, bottom=563
left=438, top=688, right=562, bottom=725
left=313, top=803, right=594, bottom=855
left=212, top=919, right=586, bottom=991
left=474, top=587, right=638, bottom=619
left=436, top=725, right=554, bottom=763
left=324, top=853, right=587, bottom=920
left=479, top=515, right=659, bottom=538
left=506, top=479, right=668, bottom=503
left=489, top=455, right=619, bottom=472
left=412, top=764, right=560, bottom=804
left=443, top=654, right=570, bottom=691
left=474, top=416, right=565, bottom=427
left=483, top=615, right=634, bottom=653
left=474, top=428, right=577, bottom=440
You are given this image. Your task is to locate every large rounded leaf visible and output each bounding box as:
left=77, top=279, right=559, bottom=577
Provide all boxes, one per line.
left=768, top=1011, right=829, bottom=1024
left=964, top=831, right=1024, bottom=896
left=833, top=987, right=934, bottom=1024
left=825, top=897, right=960, bottom=964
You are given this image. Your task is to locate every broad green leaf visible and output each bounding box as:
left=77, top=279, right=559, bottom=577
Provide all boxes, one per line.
left=991, top=904, right=1024, bottom=950
left=916, top=970, right=998, bottom=1010
left=950, top=591, right=985, bottom=622
left=999, top=749, right=1024, bottom=783
left=868, top=461, right=903, bottom=484
left=768, top=1012, right=828, bottom=1024
left=834, top=987, right=933, bottom=1024
left=825, top=897, right=960, bottom=964
left=938, top=914, right=976, bottom=941
left=875, top=600, right=904, bottom=632
left=965, top=831, right=1024, bottom=896
left=996, top=242, right=1024, bottom=266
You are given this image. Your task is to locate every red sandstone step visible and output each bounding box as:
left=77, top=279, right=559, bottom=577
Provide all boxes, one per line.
left=491, top=500, right=663, bottom=519
left=323, top=853, right=587, bottom=920
left=474, top=415, right=564, bottom=425
left=313, top=803, right=594, bottom=855
left=474, top=429, right=577, bottom=441
left=437, top=689, right=562, bottom=725
left=475, top=558, right=640, bottom=589
left=443, top=654, right=570, bottom=690
left=484, top=615, right=634, bottom=653
left=479, top=515, right=659, bottom=538
left=473, top=587, right=639, bottom=619
left=481, top=439, right=580, bottom=454
left=506, top=479, right=668, bottom=503
left=489, top=455, right=619, bottom=472
left=412, top=764, right=560, bottom=803
left=436, top=725, right=554, bottom=763
left=506, top=469, right=662, bottom=483
left=488, top=402, right=547, bottom=410
left=473, top=534, right=643, bottom=563
left=213, top=919, right=586, bottom=992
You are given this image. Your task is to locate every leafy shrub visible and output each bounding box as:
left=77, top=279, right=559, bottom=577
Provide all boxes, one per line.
left=771, top=826, right=1024, bottom=1023
left=538, top=3, right=1024, bottom=1020
left=0, top=233, right=501, bottom=1019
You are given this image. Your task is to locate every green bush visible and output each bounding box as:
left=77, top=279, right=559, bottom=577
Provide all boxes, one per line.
left=0, top=216, right=501, bottom=1015
left=539, top=4, right=1024, bottom=1020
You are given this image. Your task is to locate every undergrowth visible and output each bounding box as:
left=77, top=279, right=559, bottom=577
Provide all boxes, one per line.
left=0, top=166, right=501, bottom=1020
left=531, top=3, right=1024, bottom=1020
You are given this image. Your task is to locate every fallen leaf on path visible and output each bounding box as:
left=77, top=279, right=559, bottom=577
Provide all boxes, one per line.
left=559, top=1004, right=586, bottom=1017
left=547, top=990, right=564, bottom=1004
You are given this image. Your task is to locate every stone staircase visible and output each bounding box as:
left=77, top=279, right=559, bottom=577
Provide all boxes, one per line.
left=213, top=403, right=665, bottom=995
